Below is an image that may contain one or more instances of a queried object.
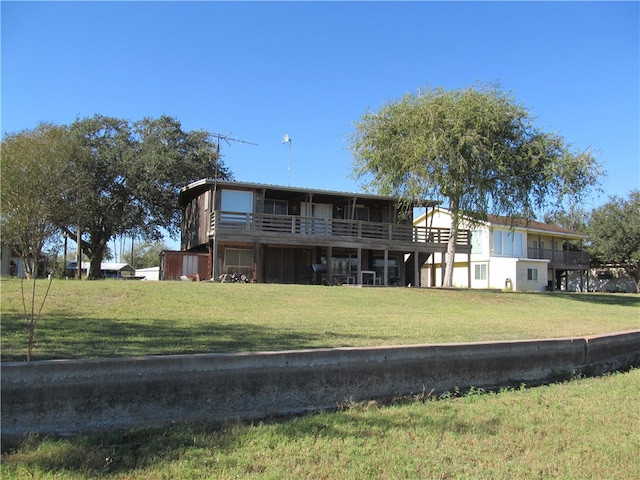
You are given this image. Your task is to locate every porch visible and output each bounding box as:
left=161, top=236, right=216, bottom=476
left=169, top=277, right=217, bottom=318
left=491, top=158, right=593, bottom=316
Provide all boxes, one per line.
left=210, top=211, right=470, bottom=248
left=209, top=211, right=471, bottom=287
left=527, top=247, right=590, bottom=269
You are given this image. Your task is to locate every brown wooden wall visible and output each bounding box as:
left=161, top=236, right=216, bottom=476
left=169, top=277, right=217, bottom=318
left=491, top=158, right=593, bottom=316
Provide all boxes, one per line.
left=161, top=251, right=210, bottom=281
left=182, top=193, right=210, bottom=250
left=263, top=246, right=314, bottom=284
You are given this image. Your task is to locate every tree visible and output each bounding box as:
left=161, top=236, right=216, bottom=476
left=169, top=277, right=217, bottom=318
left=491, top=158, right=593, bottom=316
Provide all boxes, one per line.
left=1, top=123, right=74, bottom=277
left=544, top=204, right=589, bottom=234
left=349, top=83, right=602, bottom=286
left=586, top=190, right=640, bottom=290
left=123, top=240, right=167, bottom=269
left=1, top=123, right=73, bottom=360
left=61, top=114, right=230, bottom=279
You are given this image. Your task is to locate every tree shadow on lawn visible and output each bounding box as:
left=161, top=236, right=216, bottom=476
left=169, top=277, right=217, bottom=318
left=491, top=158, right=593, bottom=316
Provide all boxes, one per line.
left=0, top=311, right=377, bottom=362
left=4, top=402, right=502, bottom=477
left=543, top=291, right=640, bottom=308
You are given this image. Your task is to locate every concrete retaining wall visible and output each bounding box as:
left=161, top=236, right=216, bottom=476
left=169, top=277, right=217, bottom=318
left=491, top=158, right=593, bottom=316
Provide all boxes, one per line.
left=2, top=331, right=639, bottom=442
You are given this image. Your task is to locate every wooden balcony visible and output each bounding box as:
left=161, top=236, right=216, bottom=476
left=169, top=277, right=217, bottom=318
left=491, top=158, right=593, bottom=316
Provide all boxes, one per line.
left=527, top=248, right=590, bottom=269
left=210, top=211, right=470, bottom=250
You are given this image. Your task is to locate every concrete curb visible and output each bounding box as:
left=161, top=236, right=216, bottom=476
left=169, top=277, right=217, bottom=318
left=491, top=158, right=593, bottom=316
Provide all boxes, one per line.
left=2, top=331, right=639, bottom=443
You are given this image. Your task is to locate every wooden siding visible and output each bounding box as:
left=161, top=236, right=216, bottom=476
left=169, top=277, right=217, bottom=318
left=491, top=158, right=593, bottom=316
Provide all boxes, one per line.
left=160, top=251, right=210, bottom=281
left=263, top=246, right=314, bottom=284
left=182, top=194, right=210, bottom=250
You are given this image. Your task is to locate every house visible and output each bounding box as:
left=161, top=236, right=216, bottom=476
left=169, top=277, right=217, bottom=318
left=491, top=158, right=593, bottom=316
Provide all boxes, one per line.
left=65, top=261, right=135, bottom=279
left=178, top=179, right=471, bottom=286
left=414, top=208, right=590, bottom=292
left=135, top=266, right=160, bottom=281
left=0, top=244, right=47, bottom=278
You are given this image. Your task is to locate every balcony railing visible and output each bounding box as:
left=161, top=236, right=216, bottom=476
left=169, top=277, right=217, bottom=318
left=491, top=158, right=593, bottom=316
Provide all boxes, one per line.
left=527, top=247, right=590, bottom=266
left=211, top=211, right=470, bottom=246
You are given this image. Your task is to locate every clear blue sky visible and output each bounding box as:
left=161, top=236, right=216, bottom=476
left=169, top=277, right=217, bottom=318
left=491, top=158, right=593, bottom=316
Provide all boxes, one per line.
left=2, top=1, right=638, bottom=248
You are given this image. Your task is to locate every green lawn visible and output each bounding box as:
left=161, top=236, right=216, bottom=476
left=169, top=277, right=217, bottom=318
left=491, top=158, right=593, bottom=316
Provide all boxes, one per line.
left=2, top=278, right=639, bottom=478
left=1, top=277, right=639, bottom=361
left=2, top=369, right=638, bottom=479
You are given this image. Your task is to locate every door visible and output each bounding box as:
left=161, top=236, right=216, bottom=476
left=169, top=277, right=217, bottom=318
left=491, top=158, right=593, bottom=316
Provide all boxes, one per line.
left=300, top=203, right=333, bottom=235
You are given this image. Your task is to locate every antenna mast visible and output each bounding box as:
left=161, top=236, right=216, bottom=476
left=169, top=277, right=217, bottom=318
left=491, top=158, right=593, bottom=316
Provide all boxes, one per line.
left=282, top=133, right=292, bottom=186
left=209, top=133, right=258, bottom=181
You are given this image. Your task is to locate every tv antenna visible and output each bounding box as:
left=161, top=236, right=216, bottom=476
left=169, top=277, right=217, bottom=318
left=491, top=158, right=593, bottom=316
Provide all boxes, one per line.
left=209, top=133, right=258, bottom=180
left=211, top=132, right=258, bottom=155
left=282, top=133, right=292, bottom=186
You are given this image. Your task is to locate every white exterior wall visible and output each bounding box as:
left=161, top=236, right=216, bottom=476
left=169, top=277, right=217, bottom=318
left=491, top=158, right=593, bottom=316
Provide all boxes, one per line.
left=487, top=257, right=517, bottom=290
left=136, top=267, right=160, bottom=281
left=516, top=260, right=549, bottom=292
left=415, top=208, right=578, bottom=291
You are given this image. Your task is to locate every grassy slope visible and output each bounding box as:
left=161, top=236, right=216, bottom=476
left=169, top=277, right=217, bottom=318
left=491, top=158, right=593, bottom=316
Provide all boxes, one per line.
left=2, top=278, right=638, bottom=478
left=1, top=277, right=639, bottom=361
left=2, top=369, right=638, bottom=479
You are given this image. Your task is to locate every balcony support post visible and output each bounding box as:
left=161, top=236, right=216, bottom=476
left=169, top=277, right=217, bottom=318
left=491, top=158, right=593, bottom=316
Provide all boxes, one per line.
left=383, top=249, right=389, bottom=286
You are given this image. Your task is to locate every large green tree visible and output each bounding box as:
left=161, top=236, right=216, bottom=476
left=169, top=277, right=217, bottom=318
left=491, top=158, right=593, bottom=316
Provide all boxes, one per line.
left=122, top=240, right=168, bottom=269
left=349, top=83, right=602, bottom=286
left=587, top=190, right=640, bottom=290
left=62, top=114, right=231, bottom=279
left=1, top=123, right=75, bottom=278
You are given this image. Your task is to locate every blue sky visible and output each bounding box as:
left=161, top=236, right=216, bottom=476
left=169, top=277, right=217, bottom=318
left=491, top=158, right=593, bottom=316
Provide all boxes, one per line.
left=2, top=1, right=638, bottom=249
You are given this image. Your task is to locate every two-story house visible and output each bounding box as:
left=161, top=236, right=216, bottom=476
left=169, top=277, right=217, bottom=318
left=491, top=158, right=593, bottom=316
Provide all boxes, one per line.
left=414, top=208, right=590, bottom=291
left=177, top=179, right=471, bottom=286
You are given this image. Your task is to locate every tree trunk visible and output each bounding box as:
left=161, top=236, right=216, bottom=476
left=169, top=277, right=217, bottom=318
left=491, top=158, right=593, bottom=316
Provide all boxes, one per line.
left=88, top=239, right=108, bottom=279
left=443, top=214, right=459, bottom=287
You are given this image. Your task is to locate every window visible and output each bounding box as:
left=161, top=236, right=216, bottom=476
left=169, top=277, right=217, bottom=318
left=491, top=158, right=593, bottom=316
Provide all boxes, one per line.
left=474, top=264, right=487, bottom=280
left=493, top=230, right=523, bottom=257
left=224, top=249, right=253, bottom=268
left=493, top=230, right=503, bottom=255
left=373, top=257, right=399, bottom=280
left=223, top=248, right=253, bottom=277
left=221, top=190, right=253, bottom=223
left=354, top=206, right=370, bottom=221
left=471, top=230, right=483, bottom=254
left=264, top=199, right=288, bottom=215
left=221, top=190, right=253, bottom=212
left=527, top=268, right=538, bottom=281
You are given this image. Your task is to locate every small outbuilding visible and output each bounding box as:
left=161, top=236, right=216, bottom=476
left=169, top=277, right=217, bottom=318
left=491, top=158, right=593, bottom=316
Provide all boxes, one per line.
left=135, top=266, right=160, bottom=281
left=65, top=261, right=135, bottom=279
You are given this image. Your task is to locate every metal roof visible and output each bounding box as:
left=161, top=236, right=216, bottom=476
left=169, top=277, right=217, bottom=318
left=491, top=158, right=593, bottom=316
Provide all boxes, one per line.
left=180, top=178, right=440, bottom=206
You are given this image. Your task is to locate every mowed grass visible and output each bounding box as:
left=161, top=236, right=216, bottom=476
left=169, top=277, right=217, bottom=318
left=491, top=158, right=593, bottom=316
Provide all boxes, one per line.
left=1, top=277, right=638, bottom=361
left=2, top=278, right=639, bottom=478
left=2, top=369, right=638, bottom=479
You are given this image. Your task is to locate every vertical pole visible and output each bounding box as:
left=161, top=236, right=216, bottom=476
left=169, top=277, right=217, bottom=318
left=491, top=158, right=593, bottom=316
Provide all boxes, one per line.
left=287, top=139, right=292, bottom=186
left=431, top=251, right=436, bottom=287
left=63, top=234, right=68, bottom=277
left=76, top=225, right=82, bottom=279
left=383, top=249, right=389, bottom=286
